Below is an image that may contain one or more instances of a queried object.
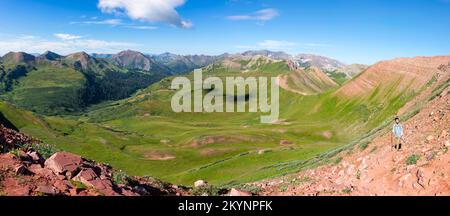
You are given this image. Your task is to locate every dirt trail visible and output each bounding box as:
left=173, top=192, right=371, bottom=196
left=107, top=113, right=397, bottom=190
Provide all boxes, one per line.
left=255, top=86, right=450, bottom=196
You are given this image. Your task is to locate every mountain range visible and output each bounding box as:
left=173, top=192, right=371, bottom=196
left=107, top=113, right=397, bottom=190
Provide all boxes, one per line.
left=0, top=49, right=448, bottom=195
left=0, top=50, right=364, bottom=115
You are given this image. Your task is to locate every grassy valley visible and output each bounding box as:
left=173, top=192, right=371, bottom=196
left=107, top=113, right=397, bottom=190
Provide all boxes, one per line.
left=2, top=53, right=445, bottom=187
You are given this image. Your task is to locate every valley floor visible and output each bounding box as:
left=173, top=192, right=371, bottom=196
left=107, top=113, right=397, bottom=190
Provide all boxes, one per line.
left=254, top=87, right=450, bottom=196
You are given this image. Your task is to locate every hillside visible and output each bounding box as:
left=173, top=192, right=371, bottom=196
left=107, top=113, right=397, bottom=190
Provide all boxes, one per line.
left=337, top=56, right=450, bottom=97
left=151, top=52, right=224, bottom=74
left=0, top=51, right=170, bottom=115
left=293, top=54, right=347, bottom=72
left=334, top=64, right=369, bottom=78
left=112, top=50, right=170, bottom=74
left=0, top=53, right=447, bottom=190
left=255, top=85, right=449, bottom=196
left=204, top=54, right=291, bottom=74
left=278, top=66, right=339, bottom=95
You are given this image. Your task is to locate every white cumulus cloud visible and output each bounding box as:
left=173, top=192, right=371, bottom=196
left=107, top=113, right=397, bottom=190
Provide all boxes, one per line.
left=227, top=8, right=279, bottom=21
left=54, top=33, right=83, bottom=40
left=98, top=0, right=192, bottom=28
left=70, top=19, right=123, bottom=26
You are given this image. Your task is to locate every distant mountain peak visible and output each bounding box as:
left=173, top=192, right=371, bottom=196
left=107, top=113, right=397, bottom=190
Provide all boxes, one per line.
left=116, top=50, right=147, bottom=57
left=66, top=52, right=93, bottom=69
left=67, top=52, right=91, bottom=59
left=39, top=51, right=62, bottom=61
left=2, top=52, right=36, bottom=64
left=113, top=50, right=153, bottom=71
left=241, top=50, right=292, bottom=60
left=293, top=54, right=346, bottom=72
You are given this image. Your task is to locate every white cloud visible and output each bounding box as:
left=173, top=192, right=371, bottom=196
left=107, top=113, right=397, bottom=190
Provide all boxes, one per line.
left=70, top=19, right=123, bottom=26
left=0, top=35, right=137, bottom=55
left=258, top=40, right=297, bottom=49
left=54, top=33, right=83, bottom=40
left=227, top=8, right=279, bottom=21
left=97, top=0, right=192, bottom=28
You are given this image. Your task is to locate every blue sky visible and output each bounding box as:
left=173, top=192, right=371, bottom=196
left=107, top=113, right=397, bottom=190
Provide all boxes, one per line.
left=0, top=0, right=449, bottom=64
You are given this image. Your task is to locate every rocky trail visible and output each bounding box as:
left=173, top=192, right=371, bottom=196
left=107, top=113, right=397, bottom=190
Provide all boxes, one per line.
left=254, top=86, right=450, bottom=196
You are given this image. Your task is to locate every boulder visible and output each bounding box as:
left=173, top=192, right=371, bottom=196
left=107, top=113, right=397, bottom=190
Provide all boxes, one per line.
left=194, top=180, right=207, bottom=188
left=72, top=168, right=98, bottom=185
left=53, top=180, right=70, bottom=193
left=88, top=179, right=118, bottom=196
left=9, top=185, right=31, bottom=196
left=28, top=164, right=54, bottom=178
left=69, top=188, right=79, bottom=196
left=229, top=188, right=252, bottom=196
left=36, top=185, right=58, bottom=195
left=27, top=151, right=44, bottom=164
left=17, top=150, right=31, bottom=161
left=73, top=168, right=118, bottom=196
left=14, top=164, right=32, bottom=175
left=44, top=152, right=83, bottom=177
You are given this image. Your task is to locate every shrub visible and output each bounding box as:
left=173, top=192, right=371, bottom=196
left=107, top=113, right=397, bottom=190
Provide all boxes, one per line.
left=359, top=141, right=369, bottom=151
left=70, top=180, right=87, bottom=190
left=279, top=185, right=288, bottom=192
left=27, top=143, right=58, bottom=159
left=234, top=184, right=262, bottom=194
left=406, top=154, right=420, bottom=165
left=192, top=185, right=221, bottom=196
left=112, top=170, right=139, bottom=187
left=342, top=187, right=352, bottom=194
left=334, top=157, right=343, bottom=165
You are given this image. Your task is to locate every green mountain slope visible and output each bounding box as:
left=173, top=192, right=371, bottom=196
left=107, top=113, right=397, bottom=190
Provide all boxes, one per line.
left=279, top=66, right=339, bottom=95
left=151, top=52, right=224, bottom=75
left=1, top=54, right=447, bottom=187
left=0, top=51, right=170, bottom=115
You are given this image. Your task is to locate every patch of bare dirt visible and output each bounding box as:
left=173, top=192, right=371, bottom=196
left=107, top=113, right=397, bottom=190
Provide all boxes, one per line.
left=322, top=131, right=334, bottom=139
left=143, top=151, right=176, bottom=161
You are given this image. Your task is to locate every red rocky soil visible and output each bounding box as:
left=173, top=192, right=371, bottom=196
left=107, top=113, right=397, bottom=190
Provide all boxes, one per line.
left=255, top=86, right=450, bottom=196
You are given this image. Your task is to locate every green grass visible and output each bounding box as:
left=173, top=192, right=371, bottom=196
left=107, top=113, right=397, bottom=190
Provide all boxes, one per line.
left=406, top=154, right=420, bottom=165
left=328, top=72, right=349, bottom=85
left=0, top=59, right=432, bottom=187
left=2, top=65, right=86, bottom=115
left=334, top=157, right=343, bottom=165
left=342, top=187, right=352, bottom=194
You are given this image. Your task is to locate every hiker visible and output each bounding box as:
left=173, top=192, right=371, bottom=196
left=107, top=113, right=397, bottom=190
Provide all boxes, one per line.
left=392, top=117, right=404, bottom=150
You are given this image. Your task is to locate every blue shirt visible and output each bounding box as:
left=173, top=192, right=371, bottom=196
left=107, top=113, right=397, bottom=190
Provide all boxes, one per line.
left=393, top=124, right=403, bottom=138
